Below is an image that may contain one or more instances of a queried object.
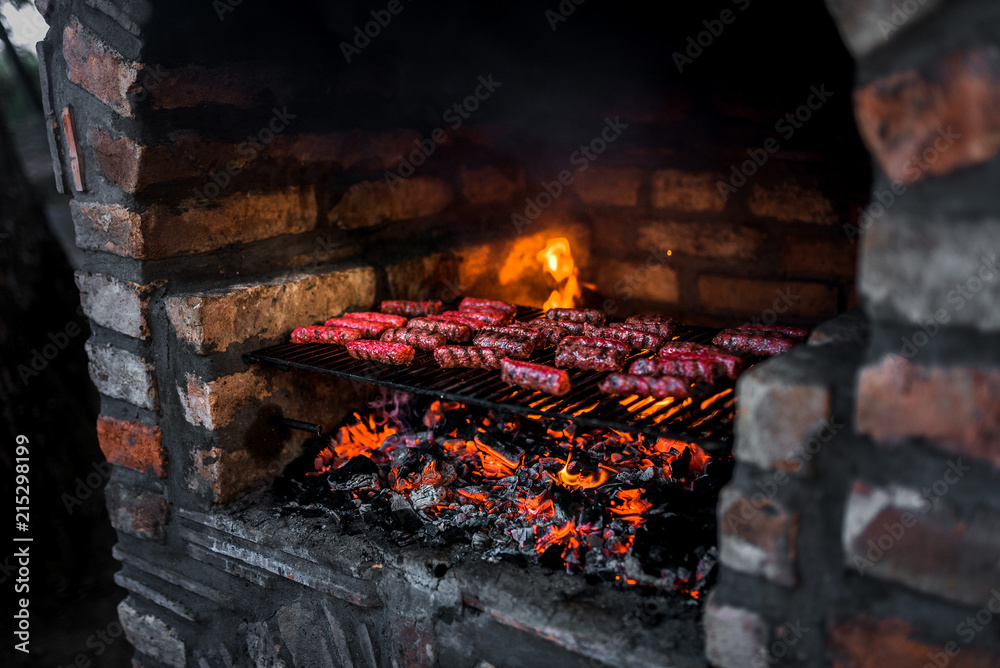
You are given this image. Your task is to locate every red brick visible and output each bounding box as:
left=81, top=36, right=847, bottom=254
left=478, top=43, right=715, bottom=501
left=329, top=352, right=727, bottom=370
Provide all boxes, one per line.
left=384, top=252, right=458, bottom=301
left=105, top=482, right=168, bottom=541
left=331, top=177, right=453, bottom=229
left=638, top=221, right=762, bottom=260
left=782, top=236, right=857, bottom=279
left=718, top=486, right=798, bottom=586
left=704, top=597, right=769, bottom=668
left=97, top=416, right=166, bottom=478
left=62, top=18, right=141, bottom=116
left=748, top=183, right=838, bottom=224
left=843, top=480, right=1000, bottom=606
left=573, top=167, right=643, bottom=207
left=854, top=47, right=1000, bottom=185
left=857, top=355, right=1000, bottom=469
left=165, top=267, right=375, bottom=354
left=458, top=165, right=524, bottom=204
left=596, top=259, right=679, bottom=305
left=651, top=169, right=725, bottom=212
left=148, top=64, right=276, bottom=111
left=828, top=614, right=1000, bottom=668
left=270, top=129, right=423, bottom=171
left=697, top=275, right=839, bottom=319
left=90, top=127, right=248, bottom=193
left=70, top=187, right=317, bottom=259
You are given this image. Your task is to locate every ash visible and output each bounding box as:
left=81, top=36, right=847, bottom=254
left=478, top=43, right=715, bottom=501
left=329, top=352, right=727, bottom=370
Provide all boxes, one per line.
left=273, top=390, right=728, bottom=597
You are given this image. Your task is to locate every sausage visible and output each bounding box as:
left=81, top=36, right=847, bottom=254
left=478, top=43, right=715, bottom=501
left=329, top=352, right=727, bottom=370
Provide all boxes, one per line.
left=558, top=336, right=631, bottom=356
left=529, top=318, right=583, bottom=337
left=380, top=327, right=446, bottom=351
left=477, top=325, right=548, bottom=348
left=324, top=317, right=390, bottom=338
left=341, top=311, right=408, bottom=327
left=345, top=340, right=415, bottom=364
left=432, top=313, right=485, bottom=333
left=622, top=315, right=679, bottom=338
left=658, top=341, right=729, bottom=356
left=500, top=359, right=571, bottom=396
left=433, top=345, right=507, bottom=369
left=379, top=300, right=444, bottom=317
left=407, top=317, right=472, bottom=343
left=628, top=356, right=718, bottom=384
left=290, top=325, right=363, bottom=345
left=583, top=324, right=667, bottom=351
left=657, top=348, right=745, bottom=379
left=712, top=329, right=796, bottom=356
left=457, top=307, right=513, bottom=325
left=554, top=345, right=625, bottom=372
left=545, top=308, right=605, bottom=326
left=735, top=324, right=809, bottom=341
left=599, top=373, right=690, bottom=398
left=472, top=332, right=536, bottom=359
left=458, top=297, right=518, bottom=317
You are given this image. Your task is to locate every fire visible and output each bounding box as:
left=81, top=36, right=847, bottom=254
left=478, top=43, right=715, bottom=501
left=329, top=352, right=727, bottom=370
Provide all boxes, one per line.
left=315, top=412, right=396, bottom=471
left=536, top=237, right=581, bottom=310
left=555, top=455, right=610, bottom=490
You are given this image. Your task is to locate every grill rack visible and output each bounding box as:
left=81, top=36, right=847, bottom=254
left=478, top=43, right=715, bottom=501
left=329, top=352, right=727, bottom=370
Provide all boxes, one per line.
left=245, top=308, right=755, bottom=451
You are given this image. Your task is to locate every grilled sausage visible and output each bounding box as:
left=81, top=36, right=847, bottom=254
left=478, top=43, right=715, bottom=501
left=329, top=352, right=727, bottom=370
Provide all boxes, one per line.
left=290, top=325, right=363, bottom=345
left=583, top=324, right=667, bottom=351
left=380, top=327, right=446, bottom=351
left=599, top=373, right=690, bottom=398
left=554, top=344, right=625, bottom=372
left=657, top=348, right=745, bottom=379
left=341, top=311, right=408, bottom=327
left=529, top=318, right=583, bottom=338
left=735, top=324, right=809, bottom=341
left=658, top=341, right=728, bottom=356
left=324, top=317, right=390, bottom=338
left=380, top=300, right=444, bottom=317
left=450, top=309, right=510, bottom=326
left=545, top=308, right=605, bottom=326
left=458, top=297, right=518, bottom=317
left=500, top=359, right=571, bottom=396
left=345, top=340, right=415, bottom=364
left=622, top=315, right=679, bottom=338
left=558, top=336, right=631, bottom=357
left=407, top=317, right=472, bottom=343
left=628, top=356, right=718, bottom=384
left=472, top=332, right=536, bottom=359
left=712, top=329, right=796, bottom=356
left=433, top=345, right=507, bottom=369
left=432, top=313, right=485, bottom=333
left=477, top=325, right=548, bottom=348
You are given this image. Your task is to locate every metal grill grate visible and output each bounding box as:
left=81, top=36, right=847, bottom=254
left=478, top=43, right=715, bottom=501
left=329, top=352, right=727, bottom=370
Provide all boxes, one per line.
left=245, top=308, right=755, bottom=450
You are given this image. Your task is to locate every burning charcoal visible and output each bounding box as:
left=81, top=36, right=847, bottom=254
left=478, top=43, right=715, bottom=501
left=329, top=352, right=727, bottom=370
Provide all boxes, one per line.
left=508, top=526, right=535, bottom=551
left=390, top=493, right=424, bottom=532
left=471, top=532, right=491, bottom=550
left=410, top=484, right=443, bottom=510
left=328, top=455, right=382, bottom=492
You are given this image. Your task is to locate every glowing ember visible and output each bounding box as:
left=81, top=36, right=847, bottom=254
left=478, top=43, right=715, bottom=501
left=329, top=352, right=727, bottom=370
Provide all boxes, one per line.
left=536, top=237, right=581, bottom=310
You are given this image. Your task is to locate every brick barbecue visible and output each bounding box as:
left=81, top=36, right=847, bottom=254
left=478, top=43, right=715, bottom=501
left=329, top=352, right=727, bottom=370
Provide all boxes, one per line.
left=33, top=0, right=1000, bottom=666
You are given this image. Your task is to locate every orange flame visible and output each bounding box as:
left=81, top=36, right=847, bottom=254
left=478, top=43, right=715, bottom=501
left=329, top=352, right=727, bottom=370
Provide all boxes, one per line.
left=536, top=237, right=581, bottom=310
left=556, top=455, right=610, bottom=490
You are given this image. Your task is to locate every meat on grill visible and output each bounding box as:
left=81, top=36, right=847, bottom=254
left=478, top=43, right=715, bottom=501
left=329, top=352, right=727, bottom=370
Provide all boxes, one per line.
left=472, top=332, right=536, bottom=359
left=583, top=324, right=667, bottom=351
left=529, top=318, right=584, bottom=336
left=477, top=325, right=548, bottom=348
left=559, top=336, right=631, bottom=356
left=380, top=327, right=446, bottom=351
left=324, top=317, right=390, bottom=338
left=407, top=317, right=472, bottom=342
left=341, top=311, right=408, bottom=327
left=458, top=297, right=518, bottom=317
left=451, top=308, right=510, bottom=326
left=524, top=320, right=572, bottom=345
left=379, top=300, right=443, bottom=317
left=736, top=323, right=809, bottom=341
left=432, top=313, right=485, bottom=333
left=599, top=373, right=690, bottom=399
left=545, top=308, right=605, bottom=326
left=290, top=325, right=363, bottom=345
left=712, top=329, right=796, bottom=356
left=622, top=315, right=679, bottom=338
left=433, top=345, right=507, bottom=369
left=656, top=348, right=745, bottom=379
left=554, top=344, right=625, bottom=372
left=345, top=340, right=415, bottom=364
left=658, top=341, right=729, bottom=356
left=501, top=359, right=571, bottom=396
left=628, top=356, right=718, bottom=384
